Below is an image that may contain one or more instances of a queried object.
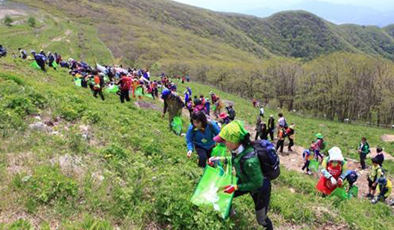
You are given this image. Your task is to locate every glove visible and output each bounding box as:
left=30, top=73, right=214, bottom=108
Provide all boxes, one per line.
left=337, top=178, right=343, bottom=187
left=187, top=150, right=192, bottom=158
left=223, top=185, right=238, bottom=194
left=330, top=177, right=337, bottom=186
left=208, top=157, right=220, bottom=167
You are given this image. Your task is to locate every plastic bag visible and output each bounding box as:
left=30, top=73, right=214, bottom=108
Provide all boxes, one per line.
left=308, top=159, right=319, bottom=172
left=30, top=61, right=41, bottom=70
left=329, top=187, right=348, bottom=200
left=105, top=85, right=119, bottom=94
left=211, top=144, right=227, bottom=157
left=348, top=186, right=358, bottom=199
left=171, top=116, right=182, bottom=135
left=135, top=87, right=143, bottom=97
left=191, top=160, right=237, bottom=219
left=74, top=78, right=82, bottom=87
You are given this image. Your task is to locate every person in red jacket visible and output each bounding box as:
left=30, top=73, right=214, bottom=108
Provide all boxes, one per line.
left=117, top=73, right=132, bottom=103
left=93, top=72, right=105, bottom=101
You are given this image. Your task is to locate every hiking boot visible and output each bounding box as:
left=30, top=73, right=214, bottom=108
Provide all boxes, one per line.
left=365, top=194, right=373, bottom=199
left=288, top=148, right=293, bottom=152
left=307, top=171, right=313, bottom=175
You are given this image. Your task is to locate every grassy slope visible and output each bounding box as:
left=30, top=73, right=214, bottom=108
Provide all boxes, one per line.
left=10, top=0, right=394, bottom=65
left=1, top=5, right=394, bottom=230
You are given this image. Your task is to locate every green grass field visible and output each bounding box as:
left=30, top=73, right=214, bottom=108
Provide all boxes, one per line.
left=1, top=7, right=394, bottom=230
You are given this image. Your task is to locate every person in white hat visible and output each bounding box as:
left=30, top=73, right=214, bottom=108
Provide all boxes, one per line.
left=316, top=147, right=348, bottom=196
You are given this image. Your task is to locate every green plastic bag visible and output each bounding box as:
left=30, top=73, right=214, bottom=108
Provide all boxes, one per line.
left=212, top=144, right=227, bottom=157
left=51, top=61, right=58, bottom=68
left=30, top=61, right=41, bottom=70
left=308, top=159, right=319, bottom=172
left=329, top=187, right=348, bottom=200
left=74, top=78, right=82, bottom=87
left=105, top=85, right=119, bottom=94
left=348, top=186, right=358, bottom=199
left=191, top=161, right=238, bottom=219
left=135, top=87, right=143, bottom=97
left=171, top=116, right=182, bottom=135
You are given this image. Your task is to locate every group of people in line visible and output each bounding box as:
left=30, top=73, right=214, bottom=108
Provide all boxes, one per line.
left=7, top=45, right=394, bottom=230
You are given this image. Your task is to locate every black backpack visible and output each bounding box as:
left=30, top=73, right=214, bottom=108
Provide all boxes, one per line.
left=241, top=140, right=280, bottom=180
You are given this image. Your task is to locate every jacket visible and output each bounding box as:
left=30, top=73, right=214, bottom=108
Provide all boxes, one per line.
left=185, top=121, right=220, bottom=151
left=231, top=146, right=264, bottom=192
left=358, top=142, right=370, bottom=155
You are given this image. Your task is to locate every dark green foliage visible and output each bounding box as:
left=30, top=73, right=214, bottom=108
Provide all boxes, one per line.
left=27, top=16, right=36, bottom=27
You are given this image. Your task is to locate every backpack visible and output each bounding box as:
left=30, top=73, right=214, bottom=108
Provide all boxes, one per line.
left=241, top=140, right=280, bottom=180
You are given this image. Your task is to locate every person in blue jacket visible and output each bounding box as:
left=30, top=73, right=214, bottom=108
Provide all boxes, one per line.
left=186, top=111, right=220, bottom=168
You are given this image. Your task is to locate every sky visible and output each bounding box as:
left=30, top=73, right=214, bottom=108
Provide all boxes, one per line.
left=172, top=0, right=394, bottom=12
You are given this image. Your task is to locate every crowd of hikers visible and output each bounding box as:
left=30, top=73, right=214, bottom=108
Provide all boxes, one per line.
left=5, top=45, right=394, bottom=229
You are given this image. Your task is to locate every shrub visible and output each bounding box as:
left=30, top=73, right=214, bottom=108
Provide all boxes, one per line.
left=4, top=15, right=13, bottom=26
left=27, top=17, right=36, bottom=27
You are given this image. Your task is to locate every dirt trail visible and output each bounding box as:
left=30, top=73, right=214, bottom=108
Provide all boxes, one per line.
left=242, top=121, right=394, bottom=201
left=382, top=134, right=394, bottom=142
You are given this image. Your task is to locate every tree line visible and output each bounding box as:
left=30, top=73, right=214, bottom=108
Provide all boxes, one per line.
left=159, top=52, right=394, bottom=126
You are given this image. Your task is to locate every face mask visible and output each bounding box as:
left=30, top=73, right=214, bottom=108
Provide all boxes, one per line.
left=331, top=162, right=339, bottom=167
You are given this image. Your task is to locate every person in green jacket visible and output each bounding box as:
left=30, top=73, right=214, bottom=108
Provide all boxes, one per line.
left=358, top=137, right=370, bottom=170
left=210, top=120, right=273, bottom=230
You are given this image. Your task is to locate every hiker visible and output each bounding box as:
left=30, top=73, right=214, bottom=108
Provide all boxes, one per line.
left=286, top=124, right=295, bottom=152
left=311, top=133, right=325, bottom=162
left=132, top=79, right=139, bottom=98
left=277, top=113, right=287, bottom=128
left=366, top=157, right=383, bottom=199
left=260, top=106, right=265, bottom=118
left=152, top=80, right=159, bottom=99
left=226, top=105, right=236, bottom=121
left=209, top=121, right=274, bottom=230
left=193, top=96, right=200, bottom=106
left=143, top=69, right=150, bottom=81
left=54, top=52, right=62, bottom=64
left=214, top=97, right=224, bottom=118
left=344, top=170, right=358, bottom=193
left=302, top=145, right=315, bottom=175
left=210, top=92, right=217, bottom=104
left=92, top=72, right=105, bottom=101
left=48, top=52, right=57, bottom=70
left=186, top=74, right=190, bottom=82
left=358, top=137, right=370, bottom=170
left=316, top=147, right=347, bottom=196
left=218, top=113, right=230, bottom=127
left=204, top=98, right=211, bottom=116
left=267, top=115, right=275, bottom=141
left=186, top=111, right=220, bottom=168
left=18, top=48, right=27, bottom=59
left=371, top=176, right=392, bottom=204
left=0, top=45, right=7, bottom=57
left=374, top=147, right=384, bottom=167
left=116, top=73, right=132, bottom=103
left=187, top=87, right=192, bottom=96
left=181, top=76, right=186, bottom=84
left=162, top=89, right=184, bottom=128
left=252, top=98, right=257, bottom=108
left=276, top=124, right=286, bottom=153
left=32, top=51, right=46, bottom=71
left=255, top=116, right=268, bottom=141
